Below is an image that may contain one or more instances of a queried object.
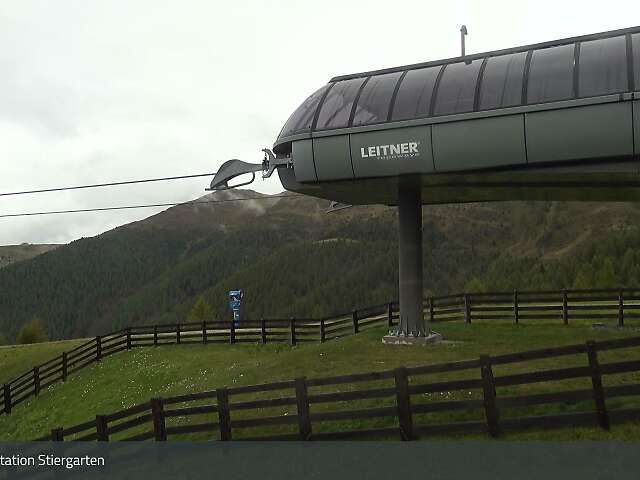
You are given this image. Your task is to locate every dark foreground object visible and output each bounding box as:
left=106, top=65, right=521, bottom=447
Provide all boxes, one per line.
left=1, top=442, right=640, bottom=480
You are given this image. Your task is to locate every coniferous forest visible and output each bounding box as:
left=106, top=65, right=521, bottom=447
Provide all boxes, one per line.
left=2, top=191, right=640, bottom=342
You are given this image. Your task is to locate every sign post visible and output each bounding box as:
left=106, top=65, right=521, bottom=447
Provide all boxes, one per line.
left=228, top=290, right=243, bottom=328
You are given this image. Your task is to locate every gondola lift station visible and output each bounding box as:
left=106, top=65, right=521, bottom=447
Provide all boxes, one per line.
left=208, top=26, right=640, bottom=344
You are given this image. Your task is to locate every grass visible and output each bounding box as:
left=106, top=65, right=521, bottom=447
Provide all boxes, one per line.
left=0, top=320, right=639, bottom=441
left=0, top=339, right=88, bottom=386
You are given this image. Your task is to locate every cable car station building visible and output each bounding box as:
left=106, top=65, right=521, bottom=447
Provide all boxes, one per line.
left=214, top=26, right=640, bottom=344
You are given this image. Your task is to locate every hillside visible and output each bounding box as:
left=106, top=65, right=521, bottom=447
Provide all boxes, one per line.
left=2, top=189, right=640, bottom=341
left=1, top=321, right=638, bottom=442
left=0, top=243, right=59, bottom=269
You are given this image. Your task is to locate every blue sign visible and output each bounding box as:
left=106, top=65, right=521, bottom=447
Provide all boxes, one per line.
left=228, top=290, right=243, bottom=327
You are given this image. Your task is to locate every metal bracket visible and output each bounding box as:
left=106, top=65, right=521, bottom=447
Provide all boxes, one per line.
left=261, top=149, right=293, bottom=178
left=326, top=201, right=353, bottom=213
left=206, top=159, right=263, bottom=191
left=206, top=149, right=293, bottom=192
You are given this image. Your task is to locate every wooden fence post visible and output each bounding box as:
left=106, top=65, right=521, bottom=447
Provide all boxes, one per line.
left=290, top=317, right=296, bottom=346
left=387, top=302, right=393, bottom=327
left=562, top=290, right=568, bottom=325
left=3, top=384, right=11, bottom=414
left=126, top=327, right=132, bottom=350
left=295, top=377, right=312, bottom=440
left=96, top=336, right=102, bottom=362
left=513, top=289, right=519, bottom=324
left=229, top=320, right=236, bottom=345
left=429, top=296, right=434, bottom=324
left=319, top=319, right=325, bottom=343
left=352, top=310, right=359, bottom=334
left=96, top=415, right=109, bottom=441
left=394, top=367, right=413, bottom=441
left=216, top=388, right=232, bottom=441
left=479, top=355, right=500, bottom=437
left=464, top=294, right=471, bottom=323
left=62, top=352, right=68, bottom=382
left=176, top=324, right=181, bottom=344
left=151, top=397, right=167, bottom=441
left=33, top=367, right=40, bottom=397
left=261, top=318, right=267, bottom=344
left=51, top=428, right=64, bottom=441
left=586, top=341, right=609, bottom=430
left=202, top=321, right=207, bottom=345
left=153, top=325, right=158, bottom=347
left=618, top=290, right=624, bottom=327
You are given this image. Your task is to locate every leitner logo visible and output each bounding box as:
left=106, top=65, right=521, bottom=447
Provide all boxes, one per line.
left=360, top=142, right=420, bottom=160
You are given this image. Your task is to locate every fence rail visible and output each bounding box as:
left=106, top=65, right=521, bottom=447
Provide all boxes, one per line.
left=3, top=287, right=640, bottom=418
left=33, top=334, right=640, bottom=441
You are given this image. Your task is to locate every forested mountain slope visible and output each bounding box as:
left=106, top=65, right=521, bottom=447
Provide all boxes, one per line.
left=0, top=244, right=59, bottom=269
left=1, top=189, right=640, bottom=341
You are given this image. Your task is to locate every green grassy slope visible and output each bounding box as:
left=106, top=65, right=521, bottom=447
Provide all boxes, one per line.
left=0, top=339, right=86, bottom=386
left=1, top=321, right=639, bottom=441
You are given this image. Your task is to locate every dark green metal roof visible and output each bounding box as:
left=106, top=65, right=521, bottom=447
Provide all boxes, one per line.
left=276, top=25, right=640, bottom=150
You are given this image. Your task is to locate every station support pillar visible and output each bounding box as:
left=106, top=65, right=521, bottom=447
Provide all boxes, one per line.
left=398, top=183, right=426, bottom=336
left=383, top=178, right=441, bottom=345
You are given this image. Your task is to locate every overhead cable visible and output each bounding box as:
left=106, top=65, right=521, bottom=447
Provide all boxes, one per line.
left=0, top=172, right=217, bottom=197
left=0, top=194, right=297, bottom=218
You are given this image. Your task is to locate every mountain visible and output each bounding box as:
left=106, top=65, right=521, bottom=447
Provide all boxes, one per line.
left=0, top=244, right=60, bottom=269
left=1, top=189, right=640, bottom=342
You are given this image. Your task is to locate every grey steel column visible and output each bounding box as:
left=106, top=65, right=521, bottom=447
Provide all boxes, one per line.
left=398, top=181, right=426, bottom=336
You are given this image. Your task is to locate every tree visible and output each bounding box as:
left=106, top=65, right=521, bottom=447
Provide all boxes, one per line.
left=464, top=277, right=487, bottom=293
left=573, top=265, right=594, bottom=290
left=16, top=317, right=48, bottom=344
left=188, top=296, right=213, bottom=322
left=594, top=257, right=617, bottom=288
left=0, top=332, right=8, bottom=346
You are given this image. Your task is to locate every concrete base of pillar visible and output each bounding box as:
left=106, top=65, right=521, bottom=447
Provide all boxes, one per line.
left=382, top=331, right=443, bottom=346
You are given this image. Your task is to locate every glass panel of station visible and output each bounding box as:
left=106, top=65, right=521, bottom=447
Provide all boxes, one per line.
left=633, top=33, right=640, bottom=90
left=279, top=85, right=331, bottom=138
left=315, top=78, right=367, bottom=130
left=578, top=36, right=628, bottom=97
left=527, top=44, right=576, bottom=104
left=390, top=65, right=441, bottom=121
left=433, top=59, right=483, bottom=115
left=478, top=52, right=527, bottom=110
left=351, top=72, right=403, bottom=126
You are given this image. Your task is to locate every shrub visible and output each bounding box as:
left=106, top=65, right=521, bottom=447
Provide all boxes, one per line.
left=188, top=296, right=213, bottom=322
left=16, top=317, right=48, bottom=344
left=464, top=277, right=487, bottom=293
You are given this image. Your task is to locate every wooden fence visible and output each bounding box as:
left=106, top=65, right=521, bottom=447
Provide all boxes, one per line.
left=3, top=287, right=640, bottom=419
left=33, top=335, right=640, bottom=441
left=426, top=288, right=640, bottom=325
left=0, top=304, right=398, bottom=417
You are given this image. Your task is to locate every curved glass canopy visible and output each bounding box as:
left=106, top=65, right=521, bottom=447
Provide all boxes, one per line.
left=277, top=28, right=639, bottom=143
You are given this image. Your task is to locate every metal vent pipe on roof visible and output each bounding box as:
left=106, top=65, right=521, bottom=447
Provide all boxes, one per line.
left=460, top=25, right=468, bottom=57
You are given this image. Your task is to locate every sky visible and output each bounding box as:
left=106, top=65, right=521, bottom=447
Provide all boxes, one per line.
left=0, top=0, right=637, bottom=245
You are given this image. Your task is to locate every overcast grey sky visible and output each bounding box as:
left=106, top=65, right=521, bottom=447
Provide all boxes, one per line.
left=0, top=0, right=637, bottom=245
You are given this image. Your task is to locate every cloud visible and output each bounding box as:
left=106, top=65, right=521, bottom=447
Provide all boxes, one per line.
left=0, top=0, right=634, bottom=244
